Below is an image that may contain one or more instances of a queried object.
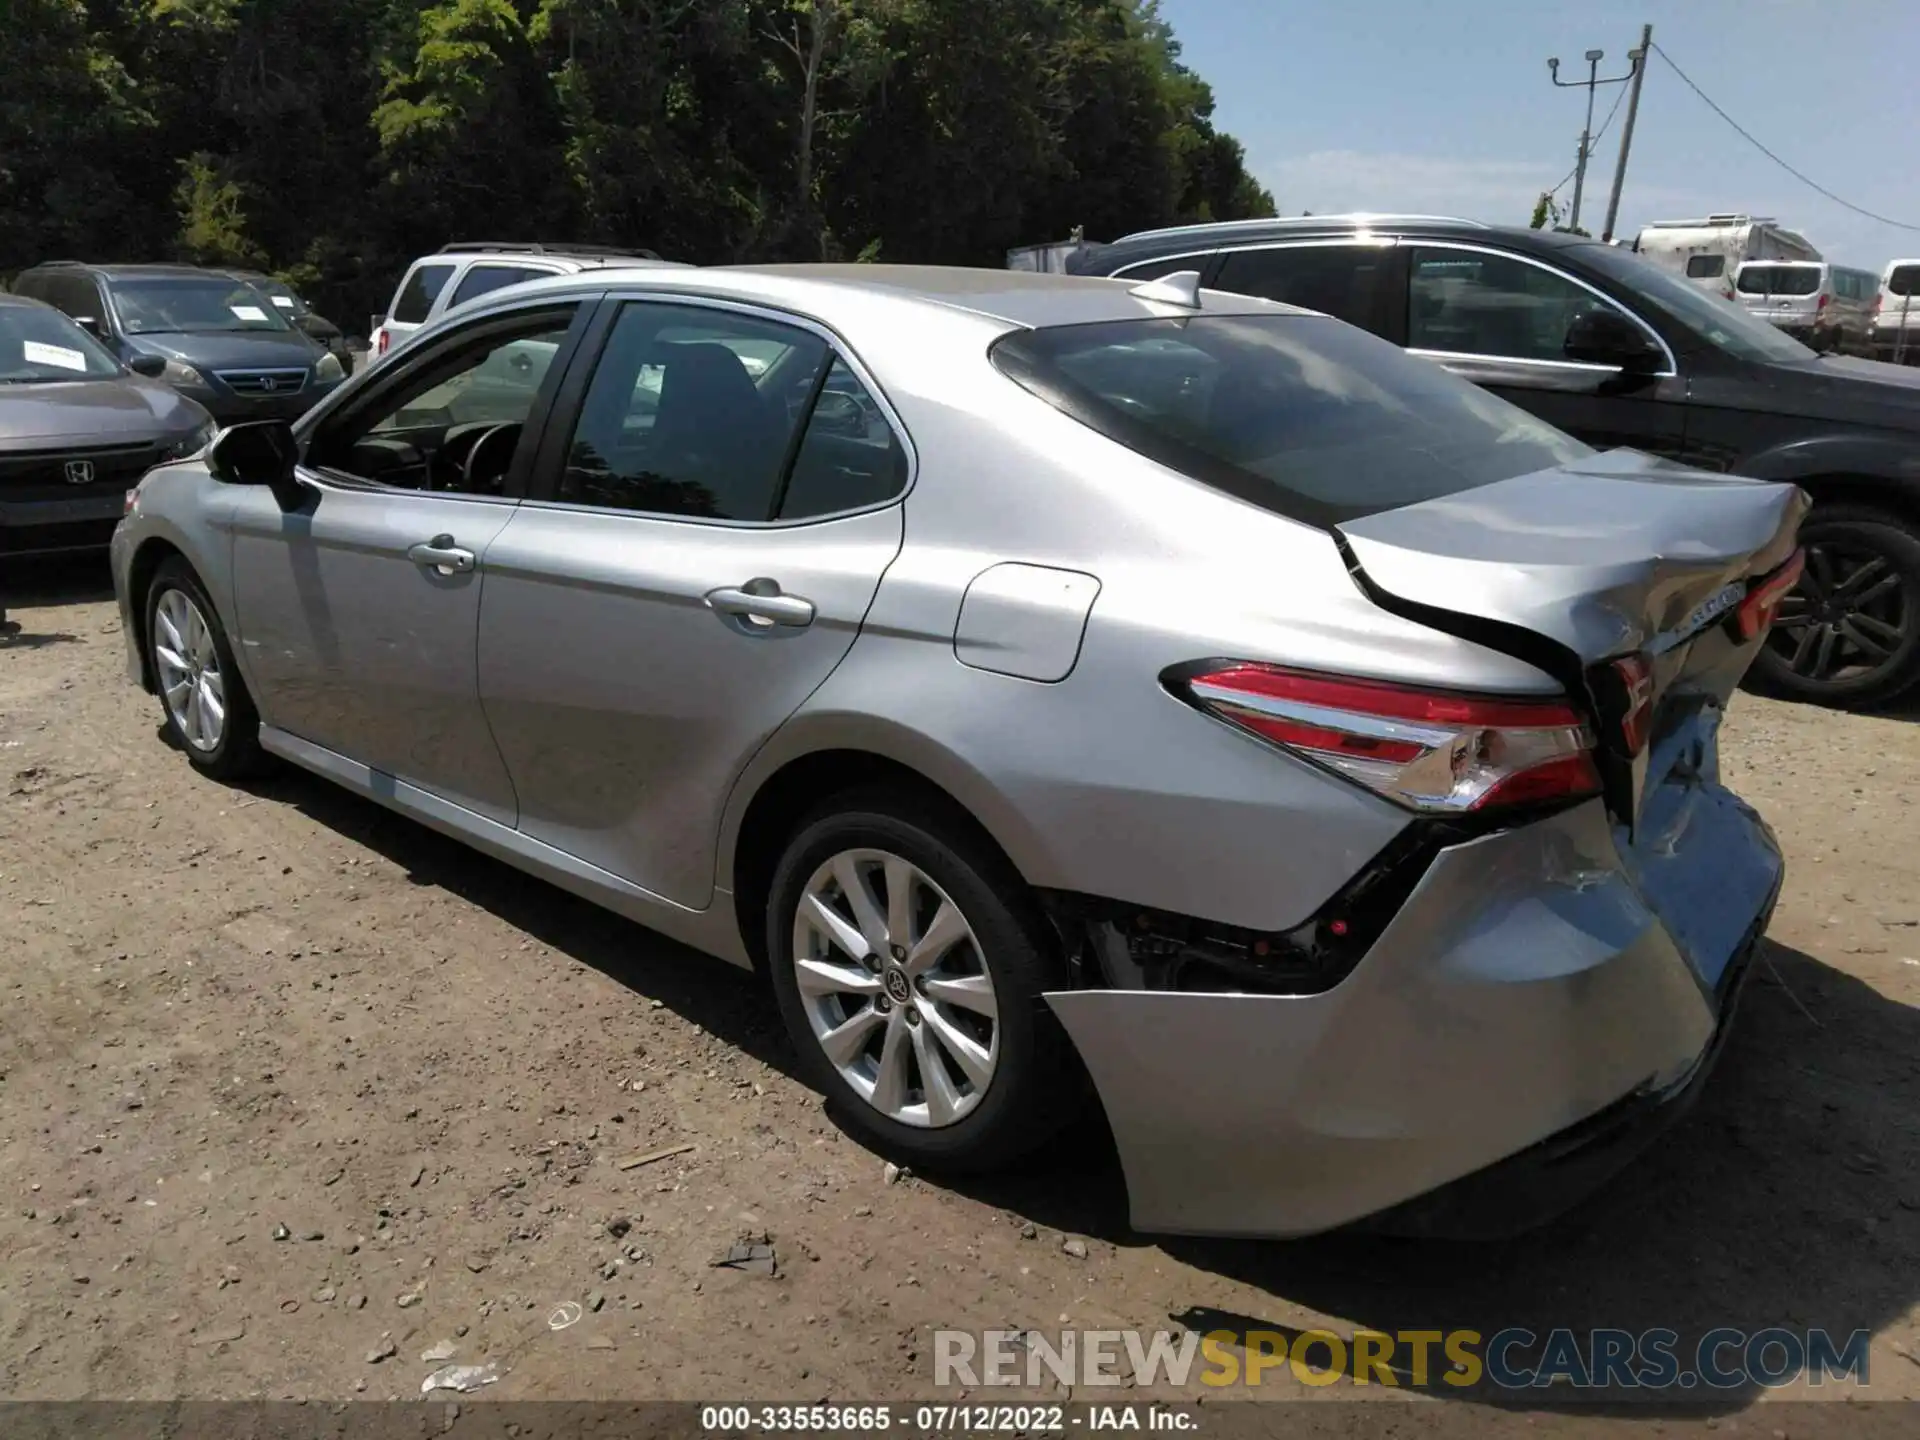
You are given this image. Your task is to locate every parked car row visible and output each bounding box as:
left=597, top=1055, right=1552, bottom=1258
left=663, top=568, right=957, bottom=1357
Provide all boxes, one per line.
left=1067, top=215, right=1920, bottom=709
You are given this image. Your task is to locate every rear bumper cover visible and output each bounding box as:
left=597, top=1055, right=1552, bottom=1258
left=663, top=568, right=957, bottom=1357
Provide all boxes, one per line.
left=1045, top=772, right=1781, bottom=1240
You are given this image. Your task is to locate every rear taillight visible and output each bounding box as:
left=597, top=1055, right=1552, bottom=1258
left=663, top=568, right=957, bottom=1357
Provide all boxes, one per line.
left=123, top=488, right=138, bottom=516
left=1176, top=664, right=1601, bottom=815
left=1872, top=295, right=1882, bottom=316
left=1735, top=548, right=1807, bottom=641
left=1818, top=292, right=1830, bottom=310
left=1611, top=653, right=1654, bottom=756
left=375, top=329, right=391, bottom=357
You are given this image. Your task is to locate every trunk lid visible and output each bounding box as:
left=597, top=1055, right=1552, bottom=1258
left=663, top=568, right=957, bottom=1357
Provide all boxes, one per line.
left=1335, top=448, right=1807, bottom=824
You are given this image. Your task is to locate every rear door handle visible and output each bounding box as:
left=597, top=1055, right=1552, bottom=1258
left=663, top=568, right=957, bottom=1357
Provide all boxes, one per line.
left=706, top=582, right=815, bottom=629
left=408, top=533, right=476, bottom=575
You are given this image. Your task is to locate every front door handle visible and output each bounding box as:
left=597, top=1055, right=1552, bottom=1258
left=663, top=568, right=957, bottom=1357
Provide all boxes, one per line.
left=408, top=533, right=476, bottom=575
left=706, top=580, right=815, bottom=629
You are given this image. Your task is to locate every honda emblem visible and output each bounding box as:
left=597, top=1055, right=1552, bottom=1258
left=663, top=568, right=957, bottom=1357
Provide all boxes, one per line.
left=64, top=459, right=95, bottom=486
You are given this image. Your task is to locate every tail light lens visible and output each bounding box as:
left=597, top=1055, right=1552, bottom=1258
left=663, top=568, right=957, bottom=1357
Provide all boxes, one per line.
left=1612, top=653, right=1654, bottom=756
left=375, top=329, right=391, bottom=357
left=1818, top=292, right=1830, bottom=310
left=1871, top=295, right=1882, bottom=316
left=1176, top=664, right=1601, bottom=815
left=1735, top=548, right=1807, bottom=641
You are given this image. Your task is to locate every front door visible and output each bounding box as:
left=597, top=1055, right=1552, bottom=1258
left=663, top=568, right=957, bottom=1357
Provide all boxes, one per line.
left=478, top=298, right=909, bottom=908
left=229, top=301, right=587, bottom=825
left=1400, top=244, right=1692, bottom=463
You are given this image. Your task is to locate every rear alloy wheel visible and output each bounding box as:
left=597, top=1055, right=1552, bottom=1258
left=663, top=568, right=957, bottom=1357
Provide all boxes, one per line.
left=1748, top=506, right=1920, bottom=708
left=146, top=557, right=268, bottom=780
left=766, top=792, right=1082, bottom=1172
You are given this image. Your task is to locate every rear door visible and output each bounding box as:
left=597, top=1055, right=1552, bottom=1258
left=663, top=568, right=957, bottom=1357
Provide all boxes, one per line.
left=1397, top=242, right=1692, bottom=462
left=477, top=296, right=908, bottom=908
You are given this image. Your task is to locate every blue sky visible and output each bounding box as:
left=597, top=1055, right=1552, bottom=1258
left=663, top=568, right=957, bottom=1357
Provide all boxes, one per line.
left=1156, top=0, right=1918, bottom=269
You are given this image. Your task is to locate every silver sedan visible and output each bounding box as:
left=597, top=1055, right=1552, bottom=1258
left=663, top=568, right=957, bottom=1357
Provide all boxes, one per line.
left=112, top=264, right=1804, bottom=1238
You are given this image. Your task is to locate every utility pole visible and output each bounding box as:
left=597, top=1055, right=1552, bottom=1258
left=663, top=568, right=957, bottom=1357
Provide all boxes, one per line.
left=1601, top=25, right=1654, bottom=243
left=1548, top=46, right=1637, bottom=234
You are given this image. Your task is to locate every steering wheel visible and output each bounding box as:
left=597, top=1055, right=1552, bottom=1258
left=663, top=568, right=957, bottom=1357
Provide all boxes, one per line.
left=461, top=423, right=522, bottom=496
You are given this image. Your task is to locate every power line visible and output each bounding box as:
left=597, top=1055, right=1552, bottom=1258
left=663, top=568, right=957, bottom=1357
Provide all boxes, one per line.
left=1651, top=41, right=1920, bottom=233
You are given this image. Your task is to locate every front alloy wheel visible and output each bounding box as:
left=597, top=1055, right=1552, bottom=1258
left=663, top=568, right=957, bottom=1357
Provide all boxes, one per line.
left=153, top=586, right=228, bottom=753
left=144, top=557, right=267, bottom=780
left=1753, top=506, right=1920, bottom=708
left=792, top=849, right=999, bottom=1128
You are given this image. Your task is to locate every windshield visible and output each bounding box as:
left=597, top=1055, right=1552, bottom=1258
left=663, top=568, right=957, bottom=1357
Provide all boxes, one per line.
left=111, top=277, right=294, bottom=335
left=1736, top=264, right=1821, bottom=297
left=1575, top=243, right=1817, bottom=364
left=992, top=313, right=1591, bottom=528
left=247, top=276, right=310, bottom=318
left=0, top=303, right=123, bottom=382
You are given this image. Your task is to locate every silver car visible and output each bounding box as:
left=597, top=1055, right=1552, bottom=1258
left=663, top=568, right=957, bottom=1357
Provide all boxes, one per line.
left=111, top=265, right=1805, bottom=1239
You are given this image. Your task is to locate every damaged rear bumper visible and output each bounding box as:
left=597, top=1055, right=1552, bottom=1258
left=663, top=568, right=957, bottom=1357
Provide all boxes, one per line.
left=1044, top=785, right=1781, bottom=1240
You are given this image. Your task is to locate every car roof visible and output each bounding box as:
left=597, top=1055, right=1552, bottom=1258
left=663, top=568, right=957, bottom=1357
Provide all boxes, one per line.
left=478, top=261, right=1302, bottom=330
left=0, top=291, right=57, bottom=309
left=26, top=262, right=235, bottom=281
left=1079, top=214, right=1599, bottom=271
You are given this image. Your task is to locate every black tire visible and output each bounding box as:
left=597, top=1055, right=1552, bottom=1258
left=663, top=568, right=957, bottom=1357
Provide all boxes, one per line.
left=765, top=788, right=1084, bottom=1173
left=145, top=557, right=270, bottom=780
left=1745, top=504, right=1920, bottom=709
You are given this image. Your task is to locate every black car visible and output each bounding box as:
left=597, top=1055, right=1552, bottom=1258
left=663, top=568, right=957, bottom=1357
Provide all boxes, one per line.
left=11, top=262, right=346, bottom=425
left=1, top=293, right=213, bottom=557
left=1071, top=215, right=1920, bottom=708
left=223, top=269, right=356, bottom=373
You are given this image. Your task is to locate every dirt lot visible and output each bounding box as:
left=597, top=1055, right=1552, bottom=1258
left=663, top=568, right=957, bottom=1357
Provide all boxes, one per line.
left=4, top=558, right=1920, bottom=1417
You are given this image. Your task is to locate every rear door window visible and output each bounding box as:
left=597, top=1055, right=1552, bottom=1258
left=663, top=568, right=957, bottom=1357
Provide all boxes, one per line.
left=556, top=302, right=830, bottom=521
left=1886, top=265, right=1920, bottom=298
left=391, top=263, right=455, bottom=324
left=991, top=313, right=1590, bottom=529
left=1685, top=255, right=1726, bottom=279
left=1212, top=245, right=1387, bottom=330
left=448, top=264, right=547, bottom=309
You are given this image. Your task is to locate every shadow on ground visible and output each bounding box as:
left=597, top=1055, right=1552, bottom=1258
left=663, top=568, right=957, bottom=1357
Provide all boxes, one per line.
left=243, top=760, right=1919, bottom=1413
left=2, top=553, right=114, bottom=608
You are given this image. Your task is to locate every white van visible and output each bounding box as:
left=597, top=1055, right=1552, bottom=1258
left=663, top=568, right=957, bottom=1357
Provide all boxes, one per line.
left=1732, top=260, right=1876, bottom=354
left=1632, top=215, right=1820, bottom=296
left=1871, top=259, right=1920, bottom=365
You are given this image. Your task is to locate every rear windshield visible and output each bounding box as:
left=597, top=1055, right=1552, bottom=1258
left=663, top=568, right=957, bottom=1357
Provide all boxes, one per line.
left=1887, top=264, right=1920, bottom=298
left=1736, top=265, right=1821, bottom=296
left=991, top=314, right=1591, bottom=528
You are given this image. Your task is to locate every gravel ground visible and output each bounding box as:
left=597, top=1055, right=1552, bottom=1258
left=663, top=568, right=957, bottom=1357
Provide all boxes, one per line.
left=3, top=558, right=1918, bottom=1416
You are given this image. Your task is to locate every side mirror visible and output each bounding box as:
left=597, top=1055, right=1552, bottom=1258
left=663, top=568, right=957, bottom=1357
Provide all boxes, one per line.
left=73, top=315, right=106, bottom=339
left=208, top=420, right=305, bottom=512
left=127, top=353, right=167, bottom=378
left=1564, top=309, right=1664, bottom=373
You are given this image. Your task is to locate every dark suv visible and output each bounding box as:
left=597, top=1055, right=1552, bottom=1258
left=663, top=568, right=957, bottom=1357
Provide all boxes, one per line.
left=1071, top=215, right=1920, bottom=708
left=12, top=262, right=346, bottom=425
